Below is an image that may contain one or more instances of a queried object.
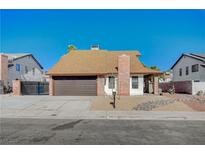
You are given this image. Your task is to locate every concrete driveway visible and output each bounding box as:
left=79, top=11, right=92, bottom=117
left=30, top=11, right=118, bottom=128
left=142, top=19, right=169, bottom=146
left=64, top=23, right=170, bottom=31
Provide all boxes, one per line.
left=1, top=95, right=94, bottom=118
left=1, top=95, right=205, bottom=120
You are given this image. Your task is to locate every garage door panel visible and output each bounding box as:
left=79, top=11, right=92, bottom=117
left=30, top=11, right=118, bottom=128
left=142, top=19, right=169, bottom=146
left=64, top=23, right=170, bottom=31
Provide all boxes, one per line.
left=54, top=76, right=97, bottom=96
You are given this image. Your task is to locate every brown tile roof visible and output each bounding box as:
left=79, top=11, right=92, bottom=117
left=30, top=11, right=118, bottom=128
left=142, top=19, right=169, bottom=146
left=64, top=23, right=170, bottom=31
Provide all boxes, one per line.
left=48, top=50, right=160, bottom=75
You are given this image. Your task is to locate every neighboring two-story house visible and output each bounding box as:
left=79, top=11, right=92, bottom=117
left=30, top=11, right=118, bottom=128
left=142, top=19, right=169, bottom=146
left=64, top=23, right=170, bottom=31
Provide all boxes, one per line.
left=170, top=53, right=205, bottom=95
left=0, top=53, right=45, bottom=88
left=171, top=53, right=205, bottom=82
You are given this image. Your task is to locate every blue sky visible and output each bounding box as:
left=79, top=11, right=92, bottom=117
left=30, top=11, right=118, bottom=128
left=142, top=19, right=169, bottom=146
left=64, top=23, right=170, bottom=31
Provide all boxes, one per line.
left=1, top=10, right=205, bottom=71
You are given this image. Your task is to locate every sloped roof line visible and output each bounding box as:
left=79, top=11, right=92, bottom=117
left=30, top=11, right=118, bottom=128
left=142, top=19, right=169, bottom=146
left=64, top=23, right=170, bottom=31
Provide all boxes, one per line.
left=184, top=53, right=205, bottom=62
left=1, top=53, right=43, bottom=69
left=48, top=49, right=160, bottom=75
left=0, top=53, right=31, bottom=60
left=171, top=53, right=205, bottom=69
left=190, top=53, right=205, bottom=59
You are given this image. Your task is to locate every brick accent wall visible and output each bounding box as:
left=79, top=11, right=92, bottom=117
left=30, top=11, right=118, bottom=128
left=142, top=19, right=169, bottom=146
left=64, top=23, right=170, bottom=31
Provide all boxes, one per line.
left=0, top=54, right=8, bottom=87
left=12, top=80, right=21, bottom=96
left=97, top=75, right=105, bottom=96
left=153, top=76, right=159, bottom=95
left=49, top=76, right=54, bottom=96
left=118, top=54, right=130, bottom=96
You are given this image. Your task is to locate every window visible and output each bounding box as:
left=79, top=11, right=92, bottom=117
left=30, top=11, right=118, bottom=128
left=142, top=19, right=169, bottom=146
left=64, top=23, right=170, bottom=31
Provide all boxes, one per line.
left=108, top=76, right=115, bottom=89
left=25, top=66, right=28, bottom=74
left=16, top=64, right=20, bottom=72
left=32, top=68, right=35, bottom=76
left=179, top=68, right=182, bottom=76
left=192, top=64, right=199, bottom=72
left=186, top=66, right=189, bottom=75
left=132, top=76, right=139, bottom=89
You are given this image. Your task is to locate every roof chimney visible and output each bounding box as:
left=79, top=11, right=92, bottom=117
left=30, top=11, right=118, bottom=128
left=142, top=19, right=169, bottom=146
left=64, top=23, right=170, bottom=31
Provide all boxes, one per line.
left=118, top=54, right=130, bottom=96
left=91, top=44, right=100, bottom=50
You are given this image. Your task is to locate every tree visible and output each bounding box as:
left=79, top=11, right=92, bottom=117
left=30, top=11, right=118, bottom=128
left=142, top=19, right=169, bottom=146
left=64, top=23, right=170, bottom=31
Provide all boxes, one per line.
left=150, top=66, right=160, bottom=71
left=68, top=44, right=77, bottom=52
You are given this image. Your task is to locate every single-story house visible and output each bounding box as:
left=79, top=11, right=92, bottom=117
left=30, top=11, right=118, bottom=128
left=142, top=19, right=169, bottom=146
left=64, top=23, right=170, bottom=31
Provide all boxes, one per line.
left=48, top=47, right=160, bottom=96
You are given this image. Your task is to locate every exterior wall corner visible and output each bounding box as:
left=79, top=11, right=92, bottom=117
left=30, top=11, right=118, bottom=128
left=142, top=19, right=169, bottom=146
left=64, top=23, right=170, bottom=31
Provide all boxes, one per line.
left=49, top=76, right=54, bottom=96
left=12, top=80, right=21, bottom=96
left=153, top=76, right=159, bottom=95
left=0, top=54, right=8, bottom=88
left=97, top=75, right=105, bottom=96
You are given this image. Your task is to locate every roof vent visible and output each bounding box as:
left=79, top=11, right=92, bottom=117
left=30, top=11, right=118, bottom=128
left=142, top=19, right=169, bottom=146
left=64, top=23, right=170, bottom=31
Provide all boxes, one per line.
left=91, top=44, right=100, bottom=50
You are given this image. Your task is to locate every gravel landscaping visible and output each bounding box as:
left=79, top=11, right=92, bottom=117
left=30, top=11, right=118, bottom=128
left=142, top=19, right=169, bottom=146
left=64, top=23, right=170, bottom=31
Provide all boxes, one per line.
left=164, top=93, right=205, bottom=104
left=134, top=99, right=176, bottom=111
left=164, top=93, right=205, bottom=111
left=91, top=95, right=194, bottom=111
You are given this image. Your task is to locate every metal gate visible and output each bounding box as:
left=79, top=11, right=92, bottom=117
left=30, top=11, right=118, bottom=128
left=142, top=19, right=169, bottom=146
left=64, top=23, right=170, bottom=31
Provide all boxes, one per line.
left=0, top=80, right=4, bottom=94
left=21, top=81, right=49, bottom=95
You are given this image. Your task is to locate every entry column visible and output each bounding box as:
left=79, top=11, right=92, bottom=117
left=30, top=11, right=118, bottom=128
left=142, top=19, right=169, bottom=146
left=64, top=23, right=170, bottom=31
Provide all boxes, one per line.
left=153, top=75, right=159, bottom=95
left=49, top=76, right=54, bottom=96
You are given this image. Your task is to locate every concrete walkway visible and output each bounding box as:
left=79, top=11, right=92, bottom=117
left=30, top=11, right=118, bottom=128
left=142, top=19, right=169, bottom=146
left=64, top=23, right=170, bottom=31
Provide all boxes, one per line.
left=1, top=95, right=205, bottom=121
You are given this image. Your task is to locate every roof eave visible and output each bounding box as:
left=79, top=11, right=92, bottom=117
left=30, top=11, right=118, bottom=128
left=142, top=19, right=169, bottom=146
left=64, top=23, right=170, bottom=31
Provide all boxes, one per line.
left=47, top=71, right=161, bottom=76
left=46, top=72, right=107, bottom=76
left=171, top=53, right=205, bottom=70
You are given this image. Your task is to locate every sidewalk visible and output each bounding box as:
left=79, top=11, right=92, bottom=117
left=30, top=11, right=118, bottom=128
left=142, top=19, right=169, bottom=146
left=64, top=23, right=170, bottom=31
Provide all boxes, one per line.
left=2, top=110, right=205, bottom=121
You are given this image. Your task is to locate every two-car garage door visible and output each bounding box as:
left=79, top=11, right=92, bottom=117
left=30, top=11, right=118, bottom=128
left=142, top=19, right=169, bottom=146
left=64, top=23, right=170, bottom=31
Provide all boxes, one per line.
left=53, top=76, right=97, bottom=96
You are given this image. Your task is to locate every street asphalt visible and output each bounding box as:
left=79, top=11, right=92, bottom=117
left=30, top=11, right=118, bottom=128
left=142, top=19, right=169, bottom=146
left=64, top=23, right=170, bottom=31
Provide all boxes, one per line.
left=1, top=118, right=205, bottom=145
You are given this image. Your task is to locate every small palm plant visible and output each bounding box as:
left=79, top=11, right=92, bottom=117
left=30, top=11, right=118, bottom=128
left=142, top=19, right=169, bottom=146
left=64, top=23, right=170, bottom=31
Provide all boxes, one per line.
left=68, top=44, right=77, bottom=52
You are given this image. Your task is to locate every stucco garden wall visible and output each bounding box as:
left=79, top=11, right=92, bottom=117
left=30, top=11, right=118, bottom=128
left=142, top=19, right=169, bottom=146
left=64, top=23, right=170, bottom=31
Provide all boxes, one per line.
left=160, top=80, right=205, bottom=95
left=159, top=81, right=193, bottom=94
left=192, top=81, right=205, bottom=95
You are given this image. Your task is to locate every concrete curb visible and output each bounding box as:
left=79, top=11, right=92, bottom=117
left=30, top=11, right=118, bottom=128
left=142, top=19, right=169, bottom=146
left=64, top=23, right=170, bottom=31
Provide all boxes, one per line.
left=1, top=111, right=205, bottom=121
